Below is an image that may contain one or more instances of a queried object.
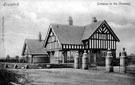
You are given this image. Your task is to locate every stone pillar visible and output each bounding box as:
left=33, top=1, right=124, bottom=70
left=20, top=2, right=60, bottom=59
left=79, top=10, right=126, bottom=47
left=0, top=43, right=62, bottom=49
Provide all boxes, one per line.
left=88, top=50, right=91, bottom=67
left=64, top=51, right=67, bottom=63
left=26, top=55, right=29, bottom=63
left=74, top=51, right=80, bottom=69
left=120, top=48, right=127, bottom=73
left=79, top=51, right=83, bottom=68
left=29, top=55, right=33, bottom=63
left=62, top=51, right=67, bottom=63
left=106, top=49, right=113, bottom=72
left=50, top=51, right=53, bottom=63
left=82, top=51, right=88, bottom=69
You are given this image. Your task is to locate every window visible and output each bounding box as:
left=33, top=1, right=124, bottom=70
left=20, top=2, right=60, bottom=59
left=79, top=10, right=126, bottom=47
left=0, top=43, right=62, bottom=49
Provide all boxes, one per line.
left=72, top=45, right=74, bottom=49
left=77, top=45, right=79, bottom=49
left=69, top=45, right=71, bottom=49
left=75, top=45, right=76, bottom=49
left=63, top=45, right=65, bottom=48
left=98, top=34, right=107, bottom=39
left=66, top=45, right=68, bottom=48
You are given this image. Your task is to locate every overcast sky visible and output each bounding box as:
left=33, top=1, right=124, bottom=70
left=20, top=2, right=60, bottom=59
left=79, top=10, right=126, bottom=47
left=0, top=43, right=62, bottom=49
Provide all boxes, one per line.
left=0, top=0, right=135, bottom=57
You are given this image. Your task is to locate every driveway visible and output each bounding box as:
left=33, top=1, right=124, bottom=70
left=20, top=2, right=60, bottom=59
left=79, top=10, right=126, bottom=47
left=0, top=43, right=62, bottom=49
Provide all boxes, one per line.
left=15, top=68, right=135, bottom=85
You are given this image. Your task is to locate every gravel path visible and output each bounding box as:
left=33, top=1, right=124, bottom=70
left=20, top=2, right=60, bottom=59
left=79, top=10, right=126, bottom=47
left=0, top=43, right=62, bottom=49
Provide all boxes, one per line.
left=15, top=68, right=135, bottom=85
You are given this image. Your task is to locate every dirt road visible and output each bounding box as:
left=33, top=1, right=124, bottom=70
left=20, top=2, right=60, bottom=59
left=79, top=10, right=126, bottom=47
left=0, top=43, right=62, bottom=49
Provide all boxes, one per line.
left=15, top=68, right=135, bottom=85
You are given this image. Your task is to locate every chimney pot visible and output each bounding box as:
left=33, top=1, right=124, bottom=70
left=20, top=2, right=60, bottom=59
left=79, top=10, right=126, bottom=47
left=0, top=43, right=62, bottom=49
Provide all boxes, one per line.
left=39, top=32, right=42, bottom=42
left=68, top=16, right=73, bottom=25
left=92, top=17, right=97, bottom=23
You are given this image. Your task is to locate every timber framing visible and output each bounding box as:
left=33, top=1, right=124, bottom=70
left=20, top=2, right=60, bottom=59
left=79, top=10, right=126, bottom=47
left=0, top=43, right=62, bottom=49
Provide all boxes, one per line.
left=43, top=18, right=120, bottom=64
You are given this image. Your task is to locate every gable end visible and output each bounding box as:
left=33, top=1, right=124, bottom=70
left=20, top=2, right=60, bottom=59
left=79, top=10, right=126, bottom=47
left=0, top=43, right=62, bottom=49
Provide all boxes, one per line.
left=89, top=20, right=120, bottom=42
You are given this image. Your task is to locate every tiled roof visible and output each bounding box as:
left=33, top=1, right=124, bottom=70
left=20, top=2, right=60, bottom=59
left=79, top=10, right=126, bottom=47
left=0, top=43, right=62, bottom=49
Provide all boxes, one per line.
left=44, top=20, right=120, bottom=47
left=50, top=21, right=104, bottom=45
left=51, top=24, right=85, bottom=44
left=22, top=39, right=47, bottom=55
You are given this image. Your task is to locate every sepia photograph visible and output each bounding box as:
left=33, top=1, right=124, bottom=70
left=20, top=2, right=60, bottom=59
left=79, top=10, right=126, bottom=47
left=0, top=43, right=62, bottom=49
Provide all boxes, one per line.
left=0, top=0, right=135, bottom=85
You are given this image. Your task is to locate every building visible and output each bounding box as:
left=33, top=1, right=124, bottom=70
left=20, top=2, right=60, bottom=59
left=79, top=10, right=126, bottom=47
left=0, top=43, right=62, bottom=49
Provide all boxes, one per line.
left=43, top=17, right=120, bottom=66
left=22, top=33, right=49, bottom=63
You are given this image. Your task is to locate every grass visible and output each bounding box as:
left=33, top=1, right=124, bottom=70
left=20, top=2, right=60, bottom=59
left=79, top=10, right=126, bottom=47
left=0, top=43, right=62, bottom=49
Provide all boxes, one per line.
left=0, top=69, right=20, bottom=84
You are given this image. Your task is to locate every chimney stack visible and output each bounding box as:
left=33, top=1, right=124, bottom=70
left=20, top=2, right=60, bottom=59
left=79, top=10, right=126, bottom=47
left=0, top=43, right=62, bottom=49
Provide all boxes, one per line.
left=68, top=16, right=73, bottom=25
left=92, top=17, right=97, bottom=23
left=39, top=32, right=42, bottom=42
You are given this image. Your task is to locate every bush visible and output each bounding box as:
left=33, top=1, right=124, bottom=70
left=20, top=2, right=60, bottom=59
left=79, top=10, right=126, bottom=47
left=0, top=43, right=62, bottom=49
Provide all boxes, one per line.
left=0, top=69, right=23, bottom=85
left=0, top=59, right=6, bottom=62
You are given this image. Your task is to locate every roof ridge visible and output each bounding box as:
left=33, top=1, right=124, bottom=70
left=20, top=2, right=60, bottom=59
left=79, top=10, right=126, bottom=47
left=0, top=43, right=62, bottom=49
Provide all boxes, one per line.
left=84, top=20, right=104, bottom=26
left=50, top=23, right=85, bottom=27
left=45, top=20, right=106, bottom=45
left=51, top=20, right=104, bottom=27
left=25, top=39, right=44, bottom=41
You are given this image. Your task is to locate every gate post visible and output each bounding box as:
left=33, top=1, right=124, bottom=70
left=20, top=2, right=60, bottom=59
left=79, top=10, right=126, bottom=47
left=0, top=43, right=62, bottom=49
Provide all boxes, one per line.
left=106, top=49, right=113, bottom=72
left=74, top=51, right=80, bottom=69
left=82, top=51, right=88, bottom=69
left=120, top=48, right=127, bottom=73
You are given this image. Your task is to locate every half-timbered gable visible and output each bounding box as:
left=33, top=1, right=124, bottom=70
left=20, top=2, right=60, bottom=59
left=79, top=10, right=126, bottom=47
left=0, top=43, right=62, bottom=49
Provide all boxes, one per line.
left=82, top=20, right=119, bottom=50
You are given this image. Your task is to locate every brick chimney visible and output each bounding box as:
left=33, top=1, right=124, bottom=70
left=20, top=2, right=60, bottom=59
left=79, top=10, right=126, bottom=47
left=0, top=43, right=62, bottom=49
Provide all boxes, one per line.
left=92, top=17, right=97, bottom=23
left=68, top=16, right=73, bottom=25
left=39, top=32, right=42, bottom=42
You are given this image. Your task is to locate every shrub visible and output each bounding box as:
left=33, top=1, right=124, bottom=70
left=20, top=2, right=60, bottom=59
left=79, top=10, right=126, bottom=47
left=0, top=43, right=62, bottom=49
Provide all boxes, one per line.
left=0, top=69, right=24, bottom=85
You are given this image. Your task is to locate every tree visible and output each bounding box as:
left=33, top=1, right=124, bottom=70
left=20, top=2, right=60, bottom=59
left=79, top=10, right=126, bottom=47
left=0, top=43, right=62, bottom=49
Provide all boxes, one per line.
left=15, top=55, right=19, bottom=63
left=6, top=54, right=10, bottom=62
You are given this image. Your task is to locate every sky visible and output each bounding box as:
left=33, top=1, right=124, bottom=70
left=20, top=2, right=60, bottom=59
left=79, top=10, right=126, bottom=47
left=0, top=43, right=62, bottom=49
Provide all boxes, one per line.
left=0, top=0, right=135, bottom=57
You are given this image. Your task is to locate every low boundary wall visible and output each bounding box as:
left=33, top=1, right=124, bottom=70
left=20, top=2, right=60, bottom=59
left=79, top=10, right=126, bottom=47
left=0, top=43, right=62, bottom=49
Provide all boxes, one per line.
left=0, top=62, right=74, bottom=69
